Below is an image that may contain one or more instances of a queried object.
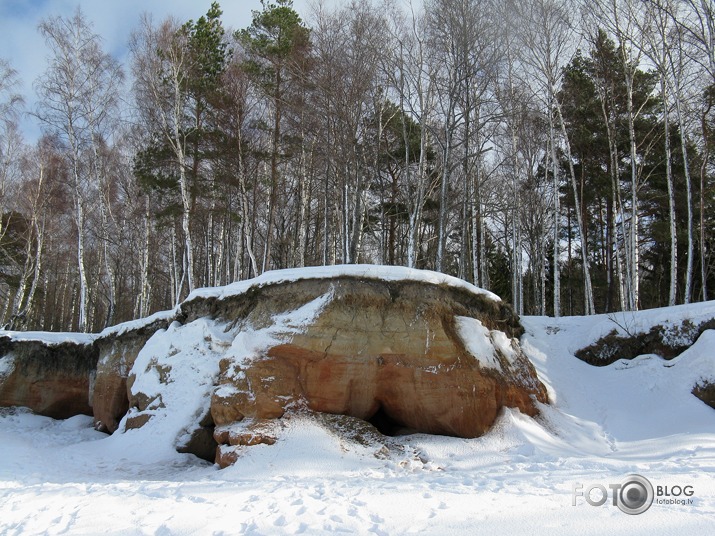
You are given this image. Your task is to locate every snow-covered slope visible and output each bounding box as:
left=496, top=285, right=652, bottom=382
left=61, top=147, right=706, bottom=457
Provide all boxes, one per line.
left=1, top=302, right=714, bottom=534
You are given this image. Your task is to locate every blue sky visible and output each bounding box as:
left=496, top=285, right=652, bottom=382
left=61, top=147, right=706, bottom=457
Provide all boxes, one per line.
left=0, top=0, right=327, bottom=141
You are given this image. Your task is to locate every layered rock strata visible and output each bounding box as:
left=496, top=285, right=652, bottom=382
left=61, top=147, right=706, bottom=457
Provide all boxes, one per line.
left=0, top=267, right=549, bottom=467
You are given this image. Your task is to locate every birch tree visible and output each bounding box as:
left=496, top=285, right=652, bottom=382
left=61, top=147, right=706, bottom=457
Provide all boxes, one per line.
left=514, top=0, right=595, bottom=315
left=0, top=59, right=23, bottom=231
left=664, top=5, right=697, bottom=303
left=424, top=0, right=468, bottom=272
left=382, top=0, right=438, bottom=269
left=0, top=61, right=24, bottom=324
left=5, top=139, right=64, bottom=329
left=132, top=16, right=196, bottom=299
left=35, top=8, right=120, bottom=331
left=639, top=0, right=679, bottom=305
left=587, top=0, right=653, bottom=310
left=653, top=0, right=715, bottom=299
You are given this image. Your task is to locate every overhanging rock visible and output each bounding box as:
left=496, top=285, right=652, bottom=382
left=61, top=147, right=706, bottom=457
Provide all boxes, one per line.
left=119, top=266, right=548, bottom=466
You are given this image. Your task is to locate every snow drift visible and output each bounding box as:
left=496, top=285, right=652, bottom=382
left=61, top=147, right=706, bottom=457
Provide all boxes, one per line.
left=1, top=296, right=714, bottom=534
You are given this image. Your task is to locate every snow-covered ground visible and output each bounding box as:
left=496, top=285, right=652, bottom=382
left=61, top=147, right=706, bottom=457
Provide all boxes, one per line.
left=2, top=301, right=715, bottom=535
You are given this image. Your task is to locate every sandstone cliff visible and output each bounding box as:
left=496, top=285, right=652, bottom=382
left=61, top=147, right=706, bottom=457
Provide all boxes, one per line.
left=0, top=333, right=96, bottom=419
left=0, top=265, right=549, bottom=466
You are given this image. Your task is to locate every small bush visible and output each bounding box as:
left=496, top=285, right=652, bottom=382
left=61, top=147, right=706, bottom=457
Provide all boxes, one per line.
left=575, top=318, right=715, bottom=366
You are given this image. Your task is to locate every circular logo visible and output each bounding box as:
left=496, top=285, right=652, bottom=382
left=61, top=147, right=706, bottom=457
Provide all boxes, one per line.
left=617, top=474, right=654, bottom=515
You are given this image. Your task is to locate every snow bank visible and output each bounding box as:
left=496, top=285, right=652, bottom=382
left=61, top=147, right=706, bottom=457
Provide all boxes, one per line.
left=185, top=264, right=501, bottom=303
left=0, top=307, right=176, bottom=346
left=222, top=289, right=333, bottom=369
left=0, top=266, right=497, bottom=348
left=2, top=295, right=715, bottom=534
left=118, top=318, right=233, bottom=460
left=0, top=330, right=96, bottom=346
left=118, top=290, right=334, bottom=460
left=537, top=299, right=715, bottom=355
left=522, top=313, right=715, bottom=442
left=97, top=308, right=177, bottom=339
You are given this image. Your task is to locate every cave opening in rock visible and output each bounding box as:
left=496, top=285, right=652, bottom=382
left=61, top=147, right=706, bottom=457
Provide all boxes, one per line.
left=368, top=406, right=410, bottom=436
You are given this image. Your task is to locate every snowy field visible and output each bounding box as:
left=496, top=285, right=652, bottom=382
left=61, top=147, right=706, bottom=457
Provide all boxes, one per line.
left=2, top=301, right=715, bottom=535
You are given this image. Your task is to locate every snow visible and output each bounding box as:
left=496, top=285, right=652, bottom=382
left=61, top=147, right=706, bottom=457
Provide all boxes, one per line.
left=455, top=316, right=502, bottom=370
left=0, top=308, right=177, bottom=347
left=98, top=308, right=177, bottom=339
left=185, top=264, right=501, bottom=303
left=456, top=316, right=519, bottom=370
left=0, top=265, right=495, bottom=349
left=224, top=288, right=334, bottom=370
left=112, top=289, right=335, bottom=461
left=2, top=301, right=715, bottom=534
left=0, top=355, right=14, bottom=379
left=561, top=299, right=715, bottom=354
left=0, top=330, right=96, bottom=346
left=119, top=318, right=233, bottom=459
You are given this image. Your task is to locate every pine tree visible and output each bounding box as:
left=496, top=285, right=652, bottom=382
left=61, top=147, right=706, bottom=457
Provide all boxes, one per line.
left=237, top=0, right=310, bottom=272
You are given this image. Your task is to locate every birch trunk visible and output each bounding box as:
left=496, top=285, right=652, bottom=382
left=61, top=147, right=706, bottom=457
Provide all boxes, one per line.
left=139, top=195, right=152, bottom=318
left=555, top=99, right=595, bottom=315
left=674, top=94, right=695, bottom=303
left=548, top=110, right=561, bottom=318
left=661, top=76, right=678, bottom=306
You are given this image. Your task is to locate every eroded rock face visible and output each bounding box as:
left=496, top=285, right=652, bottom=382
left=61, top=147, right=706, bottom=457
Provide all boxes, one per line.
left=92, top=316, right=173, bottom=433
left=0, top=336, right=96, bottom=419
left=93, top=335, right=150, bottom=433
left=1, top=267, right=550, bottom=467
left=693, top=381, right=715, bottom=411
left=200, top=276, right=548, bottom=465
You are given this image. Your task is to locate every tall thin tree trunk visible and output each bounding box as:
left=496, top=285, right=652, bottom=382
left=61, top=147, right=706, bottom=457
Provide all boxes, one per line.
left=555, top=99, right=595, bottom=315
left=674, top=94, right=695, bottom=302
left=623, top=63, right=641, bottom=310
left=701, top=95, right=712, bottom=300
left=22, top=218, right=45, bottom=326
left=408, top=113, right=428, bottom=269
left=100, top=201, right=116, bottom=327
left=296, top=126, right=310, bottom=268
left=549, top=112, right=561, bottom=318
left=139, top=196, right=152, bottom=318
left=75, top=189, right=88, bottom=332
left=436, top=111, right=454, bottom=272
left=263, top=72, right=282, bottom=273
left=472, top=139, right=482, bottom=287
left=662, top=76, right=678, bottom=306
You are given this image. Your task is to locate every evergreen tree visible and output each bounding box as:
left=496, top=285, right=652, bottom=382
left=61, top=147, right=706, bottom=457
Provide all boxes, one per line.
left=237, top=0, right=311, bottom=272
left=560, top=30, right=663, bottom=312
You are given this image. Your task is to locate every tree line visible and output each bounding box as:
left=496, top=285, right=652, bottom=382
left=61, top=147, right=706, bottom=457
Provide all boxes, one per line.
left=1, top=0, right=714, bottom=332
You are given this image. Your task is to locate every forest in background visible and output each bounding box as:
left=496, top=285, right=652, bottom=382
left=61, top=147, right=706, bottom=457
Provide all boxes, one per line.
left=1, top=0, right=714, bottom=332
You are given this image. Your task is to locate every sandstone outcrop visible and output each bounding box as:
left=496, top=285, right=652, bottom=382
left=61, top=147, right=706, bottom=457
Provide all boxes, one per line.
left=92, top=314, right=173, bottom=433
left=1, top=266, right=550, bottom=467
left=199, top=274, right=547, bottom=466
left=0, top=335, right=96, bottom=419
